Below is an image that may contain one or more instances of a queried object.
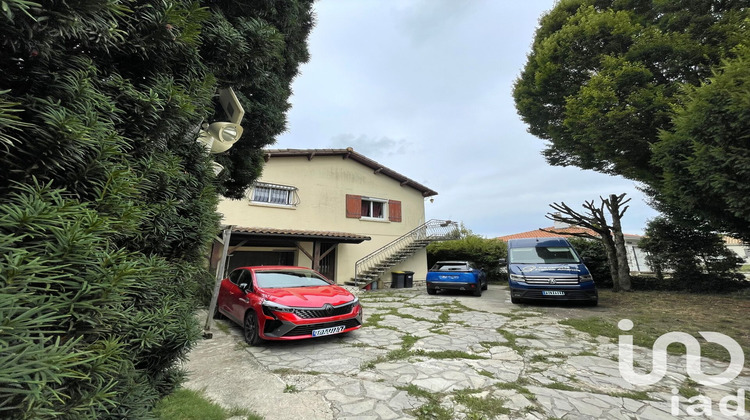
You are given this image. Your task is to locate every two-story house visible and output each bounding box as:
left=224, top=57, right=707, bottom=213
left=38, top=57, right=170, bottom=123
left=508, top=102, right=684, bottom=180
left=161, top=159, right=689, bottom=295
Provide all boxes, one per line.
left=213, top=148, right=455, bottom=287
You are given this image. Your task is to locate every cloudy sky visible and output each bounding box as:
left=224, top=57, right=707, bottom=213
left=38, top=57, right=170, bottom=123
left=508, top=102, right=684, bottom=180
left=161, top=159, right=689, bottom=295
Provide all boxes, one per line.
left=275, top=0, right=659, bottom=238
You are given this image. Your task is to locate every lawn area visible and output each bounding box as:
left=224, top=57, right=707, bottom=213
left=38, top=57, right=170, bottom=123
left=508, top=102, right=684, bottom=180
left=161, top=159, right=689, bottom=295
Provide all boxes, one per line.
left=154, top=388, right=262, bottom=420
left=560, top=289, right=750, bottom=362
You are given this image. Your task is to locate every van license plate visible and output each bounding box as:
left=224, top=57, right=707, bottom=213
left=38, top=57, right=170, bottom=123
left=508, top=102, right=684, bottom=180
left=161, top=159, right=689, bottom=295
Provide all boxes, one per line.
left=312, top=325, right=345, bottom=337
left=542, top=291, right=565, bottom=296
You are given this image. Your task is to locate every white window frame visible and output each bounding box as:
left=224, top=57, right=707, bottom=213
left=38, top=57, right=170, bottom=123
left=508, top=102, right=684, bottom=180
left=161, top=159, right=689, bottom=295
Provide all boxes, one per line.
left=361, top=197, right=387, bottom=220
left=250, top=182, right=298, bottom=207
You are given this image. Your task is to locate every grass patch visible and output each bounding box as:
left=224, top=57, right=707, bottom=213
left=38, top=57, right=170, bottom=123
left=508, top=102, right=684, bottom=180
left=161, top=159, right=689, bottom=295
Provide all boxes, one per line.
left=529, top=354, right=550, bottom=363
left=361, top=311, right=399, bottom=331
left=397, top=384, right=453, bottom=420
left=545, top=381, right=581, bottom=392
left=531, top=351, right=567, bottom=362
left=412, top=402, right=453, bottom=420
left=283, top=384, right=298, bottom=393
left=362, top=347, right=485, bottom=370
left=495, top=381, right=536, bottom=400
left=402, top=334, right=420, bottom=350
left=454, top=389, right=510, bottom=417
left=438, top=309, right=451, bottom=323
left=558, top=318, right=618, bottom=343
left=496, top=328, right=528, bottom=354
left=154, top=388, right=261, bottom=420
left=609, top=390, right=653, bottom=401
left=424, top=350, right=486, bottom=360
left=234, top=341, right=250, bottom=351
left=506, top=311, right=538, bottom=321
left=678, top=379, right=700, bottom=398
left=362, top=312, right=385, bottom=327
left=477, top=369, right=495, bottom=378
left=559, top=289, right=750, bottom=363
left=213, top=321, right=230, bottom=335
left=397, top=384, right=435, bottom=400
left=271, top=368, right=321, bottom=376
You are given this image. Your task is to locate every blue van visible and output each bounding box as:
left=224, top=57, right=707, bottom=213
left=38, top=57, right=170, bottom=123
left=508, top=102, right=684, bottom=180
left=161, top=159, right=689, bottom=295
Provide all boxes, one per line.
left=505, top=237, right=598, bottom=305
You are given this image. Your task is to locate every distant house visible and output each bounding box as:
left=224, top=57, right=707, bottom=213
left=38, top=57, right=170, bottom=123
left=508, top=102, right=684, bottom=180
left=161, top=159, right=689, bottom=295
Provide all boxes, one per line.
left=496, top=220, right=651, bottom=273
left=724, top=236, right=750, bottom=265
left=211, top=148, right=456, bottom=287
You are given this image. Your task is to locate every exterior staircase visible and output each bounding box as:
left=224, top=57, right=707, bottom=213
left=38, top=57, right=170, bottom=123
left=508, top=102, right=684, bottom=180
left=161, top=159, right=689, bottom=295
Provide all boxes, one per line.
left=350, top=219, right=458, bottom=289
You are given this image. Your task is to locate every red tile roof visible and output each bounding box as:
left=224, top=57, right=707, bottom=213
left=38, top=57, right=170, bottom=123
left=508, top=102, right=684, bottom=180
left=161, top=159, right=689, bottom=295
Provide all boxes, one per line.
left=496, top=226, right=600, bottom=242
left=263, top=148, right=438, bottom=197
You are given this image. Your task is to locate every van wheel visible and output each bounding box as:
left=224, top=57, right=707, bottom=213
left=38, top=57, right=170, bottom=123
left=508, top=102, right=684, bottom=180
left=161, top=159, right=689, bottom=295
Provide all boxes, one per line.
left=473, top=287, right=482, bottom=297
left=427, top=288, right=436, bottom=295
left=586, top=298, right=598, bottom=307
left=481, top=281, right=488, bottom=291
left=511, top=296, right=521, bottom=304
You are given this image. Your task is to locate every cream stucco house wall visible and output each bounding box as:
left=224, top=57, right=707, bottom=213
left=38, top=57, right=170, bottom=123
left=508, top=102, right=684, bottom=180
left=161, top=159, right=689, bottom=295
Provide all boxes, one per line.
left=216, top=148, right=442, bottom=286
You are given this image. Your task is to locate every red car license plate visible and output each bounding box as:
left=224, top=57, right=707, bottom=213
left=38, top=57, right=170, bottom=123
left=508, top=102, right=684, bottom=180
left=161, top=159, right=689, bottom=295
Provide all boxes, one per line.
left=312, top=325, right=345, bottom=337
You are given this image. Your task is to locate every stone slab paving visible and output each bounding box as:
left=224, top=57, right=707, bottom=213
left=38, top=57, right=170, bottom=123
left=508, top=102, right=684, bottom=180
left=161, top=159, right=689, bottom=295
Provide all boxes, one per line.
left=184, top=287, right=750, bottom=419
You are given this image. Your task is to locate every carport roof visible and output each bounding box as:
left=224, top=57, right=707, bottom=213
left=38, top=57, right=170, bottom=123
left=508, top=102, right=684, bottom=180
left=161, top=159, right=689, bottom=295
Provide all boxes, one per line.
left=231, top=226, right=371, bottom=244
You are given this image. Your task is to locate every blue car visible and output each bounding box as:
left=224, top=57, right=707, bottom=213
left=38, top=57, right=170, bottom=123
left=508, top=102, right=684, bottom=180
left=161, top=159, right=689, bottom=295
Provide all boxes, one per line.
left=504, top=237, right=598, bottom=305
left=426, top=261, right=487, bottom=296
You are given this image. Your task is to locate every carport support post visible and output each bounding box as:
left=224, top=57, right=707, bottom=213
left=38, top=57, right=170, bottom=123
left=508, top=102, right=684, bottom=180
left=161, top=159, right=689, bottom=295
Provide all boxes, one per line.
left=203, top=225, right=233, bottom=338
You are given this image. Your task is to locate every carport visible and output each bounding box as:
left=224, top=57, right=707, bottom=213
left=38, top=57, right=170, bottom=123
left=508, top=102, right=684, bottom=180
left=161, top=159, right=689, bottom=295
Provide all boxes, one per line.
left=208, top=225, right=371, bottom=281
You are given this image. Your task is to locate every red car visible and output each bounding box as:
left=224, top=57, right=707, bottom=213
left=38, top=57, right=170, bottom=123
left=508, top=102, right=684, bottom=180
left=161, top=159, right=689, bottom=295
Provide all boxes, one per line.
left=216, top=266, right=363, bottom=345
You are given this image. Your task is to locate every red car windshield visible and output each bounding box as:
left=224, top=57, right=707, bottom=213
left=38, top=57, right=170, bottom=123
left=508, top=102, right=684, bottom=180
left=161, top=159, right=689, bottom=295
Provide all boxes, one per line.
left=255, top=270, right=332, bottom=288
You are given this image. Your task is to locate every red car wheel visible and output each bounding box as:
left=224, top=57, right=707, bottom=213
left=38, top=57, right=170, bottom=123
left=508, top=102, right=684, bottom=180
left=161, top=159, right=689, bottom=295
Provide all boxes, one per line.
left=243, top=311, right=262, bottom=345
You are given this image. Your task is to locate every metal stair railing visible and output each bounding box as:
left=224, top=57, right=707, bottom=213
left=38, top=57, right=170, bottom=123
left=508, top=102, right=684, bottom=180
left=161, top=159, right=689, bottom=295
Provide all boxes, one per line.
left=354, top=219, right=458, bottom=286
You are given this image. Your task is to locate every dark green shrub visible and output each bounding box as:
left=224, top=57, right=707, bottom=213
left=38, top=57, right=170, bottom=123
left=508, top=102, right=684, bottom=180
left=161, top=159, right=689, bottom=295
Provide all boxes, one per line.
left=0, top=0, right=314, bottom=417
left=427, top=235, right=507, bottom=282
left=639, top=217, right=745, bottom=292
left=568, top=238, right=612, bottom=288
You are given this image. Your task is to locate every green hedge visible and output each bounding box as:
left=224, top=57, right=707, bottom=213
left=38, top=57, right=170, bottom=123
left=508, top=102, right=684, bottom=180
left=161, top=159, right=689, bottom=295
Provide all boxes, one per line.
left=427, top=236, right=507, bottom=282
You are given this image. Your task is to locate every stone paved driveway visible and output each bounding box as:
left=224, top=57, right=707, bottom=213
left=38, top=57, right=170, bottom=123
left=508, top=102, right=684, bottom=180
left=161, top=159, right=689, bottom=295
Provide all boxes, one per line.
left=184, top=286, right=750, bottom=420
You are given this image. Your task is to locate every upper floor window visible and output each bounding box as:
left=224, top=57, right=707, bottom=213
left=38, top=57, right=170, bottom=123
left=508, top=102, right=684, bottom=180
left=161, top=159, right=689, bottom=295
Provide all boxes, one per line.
left=346, top=194, right=401, bottom=222
left=361, top=198, right=386, bottom=219
left=251, top=182, right=298, bottom=206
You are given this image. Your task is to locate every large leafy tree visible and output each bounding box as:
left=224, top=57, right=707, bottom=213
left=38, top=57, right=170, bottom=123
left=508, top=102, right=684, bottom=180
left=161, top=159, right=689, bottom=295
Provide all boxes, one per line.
left=514, top=0, right=750, bottom=238
left=652, top=49, right=750, bottom=241
left=0, top=0, right=313, bottom=418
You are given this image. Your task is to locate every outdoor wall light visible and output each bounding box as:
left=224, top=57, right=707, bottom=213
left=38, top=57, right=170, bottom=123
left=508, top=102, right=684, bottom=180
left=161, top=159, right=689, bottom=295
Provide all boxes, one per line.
left=197, top=87, right=245, bottom=154
left=197, top=88, right=245, bottom=174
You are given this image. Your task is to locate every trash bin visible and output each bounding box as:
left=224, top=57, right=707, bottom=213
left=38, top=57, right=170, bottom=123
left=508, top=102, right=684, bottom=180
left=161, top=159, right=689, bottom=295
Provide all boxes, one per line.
left=391, top=271, right=405, bottom=288
left=403, top=271, right=414, bottom=288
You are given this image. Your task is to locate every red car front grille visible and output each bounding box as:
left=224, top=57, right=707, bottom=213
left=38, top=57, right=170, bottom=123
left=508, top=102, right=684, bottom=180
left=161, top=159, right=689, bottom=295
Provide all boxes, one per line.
left=292, top=302, right=355, bottom=319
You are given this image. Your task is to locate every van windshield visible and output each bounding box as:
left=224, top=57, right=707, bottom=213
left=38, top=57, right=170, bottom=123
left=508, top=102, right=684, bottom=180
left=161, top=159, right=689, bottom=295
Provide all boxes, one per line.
left=509, top=246, right=580, bottom=264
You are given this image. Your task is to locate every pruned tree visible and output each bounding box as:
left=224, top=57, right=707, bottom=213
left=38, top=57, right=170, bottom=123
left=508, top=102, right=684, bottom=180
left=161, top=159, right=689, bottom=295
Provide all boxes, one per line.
left=603, top=193, right=632, bottom=291
left=544, top=194, right=631, bottom=291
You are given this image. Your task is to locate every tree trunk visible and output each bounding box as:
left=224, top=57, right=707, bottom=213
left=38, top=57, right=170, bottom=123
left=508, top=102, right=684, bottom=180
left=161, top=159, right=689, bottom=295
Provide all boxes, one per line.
left=600, top=234, right=620, bottom=291
left=609, top=194, right=632, bottom=291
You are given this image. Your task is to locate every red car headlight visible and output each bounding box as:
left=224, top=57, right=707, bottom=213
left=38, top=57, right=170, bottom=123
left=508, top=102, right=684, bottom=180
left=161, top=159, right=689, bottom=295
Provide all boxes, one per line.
left=261, top=300, right=295, bottom=318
